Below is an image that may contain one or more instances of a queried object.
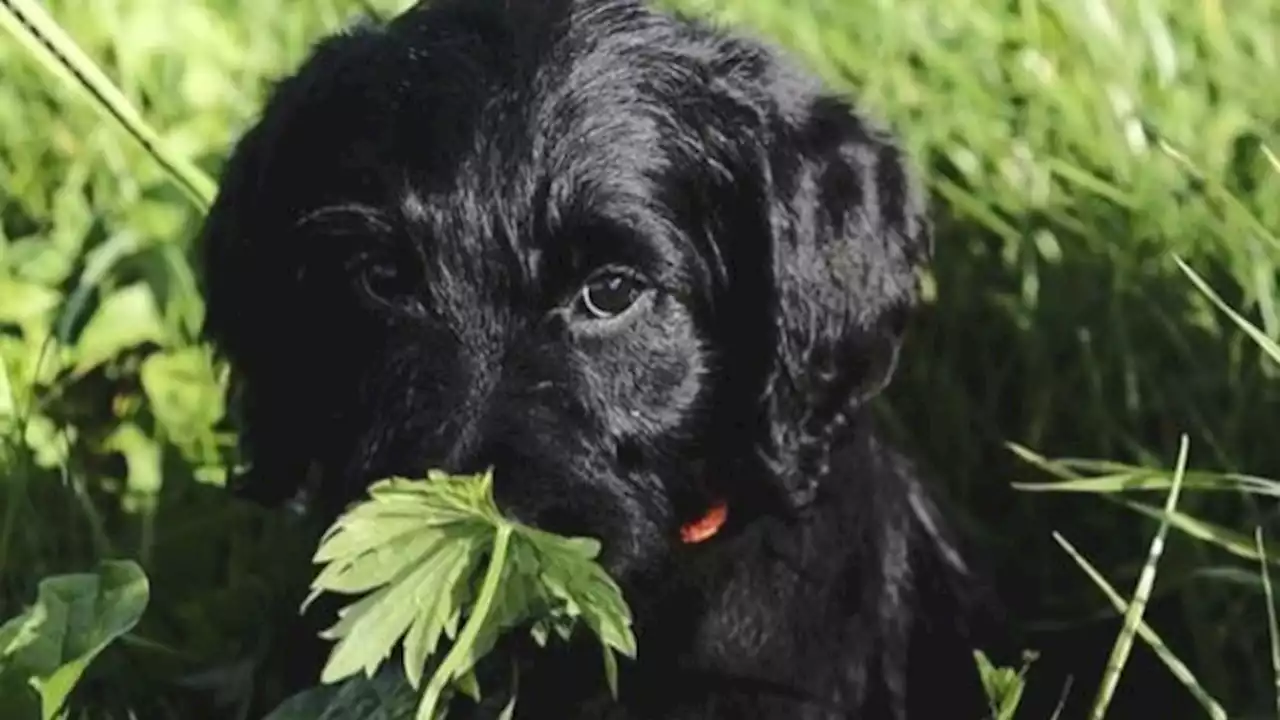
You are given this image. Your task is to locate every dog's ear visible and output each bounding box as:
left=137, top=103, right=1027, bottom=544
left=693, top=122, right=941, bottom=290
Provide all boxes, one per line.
left=197, top=114, right=317, bottom=508
left=752, top=92, right=932, bottom=511
left=196, top=27, right=390, bottom=509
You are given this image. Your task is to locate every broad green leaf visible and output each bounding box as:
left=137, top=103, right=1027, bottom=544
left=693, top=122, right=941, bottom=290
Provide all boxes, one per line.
left=0, top=671, right=41, bottom=719
left=262, top=665, right=418, bottom=720
left=0, top=277, right=60, bottom=336
left=139, top=346, right=225, bottom=446
left=0, top=560, right=150, bottom=720
left=104, top=422, right=163, bottom=499
left=22, top=413, right=73, bottom=470
left=71, top=282, right=168, bottom=376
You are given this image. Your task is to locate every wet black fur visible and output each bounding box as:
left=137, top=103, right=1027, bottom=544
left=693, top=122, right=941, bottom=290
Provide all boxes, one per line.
left=198, top=0, right=998, bottom=717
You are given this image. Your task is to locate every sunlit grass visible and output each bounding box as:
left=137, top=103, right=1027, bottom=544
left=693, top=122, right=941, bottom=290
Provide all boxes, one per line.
left=1, top=0, right=1279, bottom=716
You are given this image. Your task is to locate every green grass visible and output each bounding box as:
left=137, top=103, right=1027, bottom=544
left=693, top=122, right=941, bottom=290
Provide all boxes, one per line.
left=1, top=0, right=1279, bottom=717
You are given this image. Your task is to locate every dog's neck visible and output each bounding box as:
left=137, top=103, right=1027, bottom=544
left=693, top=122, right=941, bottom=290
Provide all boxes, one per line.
left=672, top=426, right=897, bottom=707
left=490, top=420, right=986, bottom=719
left=536, top=422, right=910, bottom=717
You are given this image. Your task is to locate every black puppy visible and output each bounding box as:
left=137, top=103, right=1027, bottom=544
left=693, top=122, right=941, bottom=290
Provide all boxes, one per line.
left=199, top=0, right=996, bottom=717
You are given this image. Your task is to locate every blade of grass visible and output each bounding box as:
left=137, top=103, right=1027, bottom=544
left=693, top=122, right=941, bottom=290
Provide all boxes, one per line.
left=1049, top=677, right=1073, bottom=720
left=1257, top=527, right=1280, bottom=718
left=1012, top=443, right=1280, bottom=498
left=1053, top=531, right=1228, bottom=720
left=0, top=0, right=216, bottom=210
left=1176, top=256, right=1280, bottom=367
left=1013, top=470, right=1280, bottom=497
left=1088, top=433, right=1189, bottom=720
left=1115, top=498, right=1280, bottom=567
left=1008, top=442, right=1087, bottom=482
left=1262, top=143, right=1280, bottom=176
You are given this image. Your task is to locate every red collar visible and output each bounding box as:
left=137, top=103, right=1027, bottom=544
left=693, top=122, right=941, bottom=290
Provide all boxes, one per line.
left=679, top=500, right=728, bottom=544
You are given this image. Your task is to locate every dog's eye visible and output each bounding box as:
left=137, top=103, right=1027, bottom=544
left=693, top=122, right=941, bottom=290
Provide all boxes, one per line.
left=579, top=272, right=645, bottom=319
left=354, top=259, right=425, bottom=318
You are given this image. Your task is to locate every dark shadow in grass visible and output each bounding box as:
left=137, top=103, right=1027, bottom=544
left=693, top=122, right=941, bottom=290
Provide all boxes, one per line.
left=874, top=150, right=1280, bottom=719
left=0, top=413, right=321, bottom=720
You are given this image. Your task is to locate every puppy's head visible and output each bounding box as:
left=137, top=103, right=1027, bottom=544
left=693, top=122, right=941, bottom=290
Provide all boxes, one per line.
left=200, top=0, right=929, bottom=583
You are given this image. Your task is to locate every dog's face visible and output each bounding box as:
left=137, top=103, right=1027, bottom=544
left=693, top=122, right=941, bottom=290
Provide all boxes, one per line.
left=200, top=0, right=929, bottom=585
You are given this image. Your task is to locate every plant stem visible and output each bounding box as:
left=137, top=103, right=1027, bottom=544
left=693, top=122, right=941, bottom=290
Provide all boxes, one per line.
left=0, top=0, right=217, bottom=210
left=417, top=523, right=513, bottom=720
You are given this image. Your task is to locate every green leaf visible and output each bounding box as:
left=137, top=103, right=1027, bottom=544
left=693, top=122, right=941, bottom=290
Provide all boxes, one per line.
left=974, top=650, right=1034, bottom=720
left=1117, top=498, right=1280, bottom=566
left=21, top=413, right=73, bottom=471
left=71, top=282, right=168, bottom=377
left=1085, top=436, right=1190, bottom=720
left=417, top=524, right=514, bottom=720
left=317, top=532, right=482, bottom=686
left=0, top=560, right=150, bottom=720
left=0, top=0, right=216, bottom=209
left=139, top=346, right=225, bottom=449
left=306, top=468, right=638, bottom=719
left=401, top=544, right=474, bottom=690
left=1054, top=532, right=1228, bottom=719
left=0, top=670, right=41, bottom=719
left=0, top=277, right=60, bottom=337
left=262, top=665, right=418, bottom=720
left=103, top=422, right=163, bottom=499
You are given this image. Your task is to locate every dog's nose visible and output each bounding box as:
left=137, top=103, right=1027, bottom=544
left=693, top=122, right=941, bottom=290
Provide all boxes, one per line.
left=434, top=440, right=522, bottom=524
left=437, top=443, right=489, bottom=479
left=437, top=439, right=593, bottom=539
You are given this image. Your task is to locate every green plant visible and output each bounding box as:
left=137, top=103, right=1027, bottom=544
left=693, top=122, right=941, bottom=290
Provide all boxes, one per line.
left=2, top=0, right=1280, bottom=716
left=0, top=560, right=150, bottom=719
left=295, top=469, right=636, bottom=720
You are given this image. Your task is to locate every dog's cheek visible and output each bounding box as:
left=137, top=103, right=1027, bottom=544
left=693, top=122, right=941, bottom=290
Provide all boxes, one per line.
left=593, top=298, right=710, bottom=442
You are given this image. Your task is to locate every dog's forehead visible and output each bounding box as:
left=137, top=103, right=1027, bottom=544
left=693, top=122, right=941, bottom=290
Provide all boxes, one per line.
left=274, top=0, right=702, bottom=272
left=393, top=2, right=677, bottom=203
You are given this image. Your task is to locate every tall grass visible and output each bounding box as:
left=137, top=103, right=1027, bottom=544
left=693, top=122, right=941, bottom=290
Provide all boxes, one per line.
left=0, top=0, right=1278, bottom=717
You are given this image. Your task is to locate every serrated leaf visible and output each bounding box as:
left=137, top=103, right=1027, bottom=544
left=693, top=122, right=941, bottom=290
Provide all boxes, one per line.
left=312, top=515, right=436, bottom=564
left=602, top=641, right=620, bottom=698
left=319, top=532, right=484, bottom=685
left=307, top=467, right=638, bottom=718
left=402, top=539, right=481, bottom=690
left=454, top=669, right=481, bottom=702
left=309, top=529, right=447, bottom=601
left=446, top=543, right=545, bottom=686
